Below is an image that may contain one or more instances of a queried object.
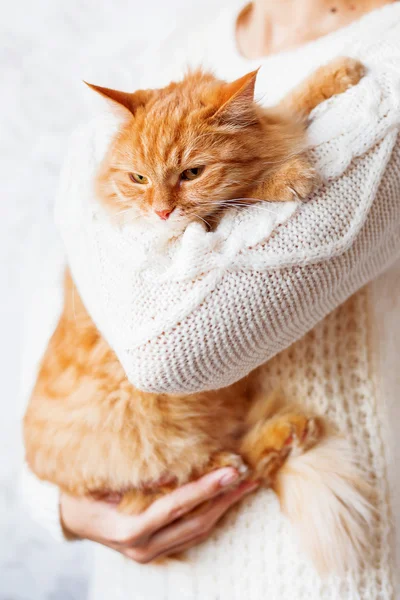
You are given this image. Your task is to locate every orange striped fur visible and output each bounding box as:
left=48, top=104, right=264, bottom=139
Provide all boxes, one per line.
left=24, top=57, right=371, bottom=572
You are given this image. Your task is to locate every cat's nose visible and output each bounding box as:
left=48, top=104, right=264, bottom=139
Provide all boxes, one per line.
left=155, top=208, right=173, bottom=220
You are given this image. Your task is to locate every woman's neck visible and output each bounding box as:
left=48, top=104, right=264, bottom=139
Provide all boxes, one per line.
left=236, top=0, right=396, bottom=59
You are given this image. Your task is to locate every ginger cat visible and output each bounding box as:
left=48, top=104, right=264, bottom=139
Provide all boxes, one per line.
left=24, top=57, right=372, bottom=573
left=91, top=57, right=364, bottom=229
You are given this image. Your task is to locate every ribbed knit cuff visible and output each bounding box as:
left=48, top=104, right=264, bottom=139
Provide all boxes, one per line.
left=19, top=463, right=65, bottom=542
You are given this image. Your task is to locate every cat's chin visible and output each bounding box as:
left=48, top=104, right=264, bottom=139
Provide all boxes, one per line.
left=138, top=214, right=194, bottom=238
left=118, top=208, right=207, bottom=239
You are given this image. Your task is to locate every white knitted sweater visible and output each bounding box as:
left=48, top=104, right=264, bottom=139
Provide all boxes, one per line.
left=21, top=3, right=400, bottom=599
left=56, top=2, right=400, bottom=395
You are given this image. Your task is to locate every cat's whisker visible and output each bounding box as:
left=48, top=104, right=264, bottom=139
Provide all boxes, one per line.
left=238, top=206, right=281, bottom=215
left=112, top=207, right=143, bottom=226
left=115, top=208, right=133, bottom=215
left=191, top=213, right=211, bottom=228
left=215, top=199, right=280, bottom=215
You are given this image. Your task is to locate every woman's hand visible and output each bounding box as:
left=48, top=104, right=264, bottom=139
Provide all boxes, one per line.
left=60, top=468, right=258, bottom=563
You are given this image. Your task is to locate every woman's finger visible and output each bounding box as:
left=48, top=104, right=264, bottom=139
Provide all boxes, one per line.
left=121, top=533, right=210, bottom=564
left=122, top=480, right=258, bottom=563
left=62, top=469, right=240, bottom=546
left=118, top=467, right=242, bottom=546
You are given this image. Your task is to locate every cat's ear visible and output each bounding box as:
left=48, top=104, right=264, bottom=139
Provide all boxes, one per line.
left=211, top=69, right=260, bottom=127
left=84, top=82, right=152, bottom=120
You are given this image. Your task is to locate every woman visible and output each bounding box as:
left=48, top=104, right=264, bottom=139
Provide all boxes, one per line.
left=22, top=1, right=400, bottom=598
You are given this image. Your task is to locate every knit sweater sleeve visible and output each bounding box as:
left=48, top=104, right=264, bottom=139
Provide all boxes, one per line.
left=59, top=128, right=400, bottom=395
left=55, top=12, right=400, bottom=395
left=120, top=136, right=400, bottom=394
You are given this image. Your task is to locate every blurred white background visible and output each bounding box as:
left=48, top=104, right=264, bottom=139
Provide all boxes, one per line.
left=0, top=0, right=218, bottom=598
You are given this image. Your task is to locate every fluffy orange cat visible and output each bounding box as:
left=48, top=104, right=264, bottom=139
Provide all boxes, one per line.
left=24, top=57, right=372, bottom=573
left=91, top=58, right=364, bottom=229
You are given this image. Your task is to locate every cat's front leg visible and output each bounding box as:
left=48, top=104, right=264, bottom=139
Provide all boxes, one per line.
left=255, top=155, right=319, bottom=203
left=240, top=410, right=324, bottom=484
left=200, top=451, right=249, bottom=480
left=280, top=56, right=365, bottom=117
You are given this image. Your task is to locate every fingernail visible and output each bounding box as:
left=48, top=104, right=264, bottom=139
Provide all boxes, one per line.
left=218, top=468, right=239, bottom=487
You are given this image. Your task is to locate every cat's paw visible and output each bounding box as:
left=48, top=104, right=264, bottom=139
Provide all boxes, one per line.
left=260, top=156, right=319, bottom=202
left=277, top=157, right=319, bottom=202
left=327, top=56, right=365, bottom=94
left=206, top=451, right=249, bottom=481
left=283, top=415, right=323, bottom=457
left=241, top=413, right=324, bottom=482
left=285, top=165, right=318, bottom=202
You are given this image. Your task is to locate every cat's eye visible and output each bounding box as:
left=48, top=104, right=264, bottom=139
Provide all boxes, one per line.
left=129, top=173, right=149, bottom=185
left=180, top=166, right=205, bottom=181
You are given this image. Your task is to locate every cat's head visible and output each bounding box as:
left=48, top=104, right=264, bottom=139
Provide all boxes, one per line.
left=88, top=69, right=274, bottom=231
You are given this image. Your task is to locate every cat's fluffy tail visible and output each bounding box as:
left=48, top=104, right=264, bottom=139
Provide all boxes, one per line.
left=273, top=435, right=374, bottom=574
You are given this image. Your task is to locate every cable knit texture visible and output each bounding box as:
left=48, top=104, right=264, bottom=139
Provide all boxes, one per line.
left=56, top=4, right=400, bottom=393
